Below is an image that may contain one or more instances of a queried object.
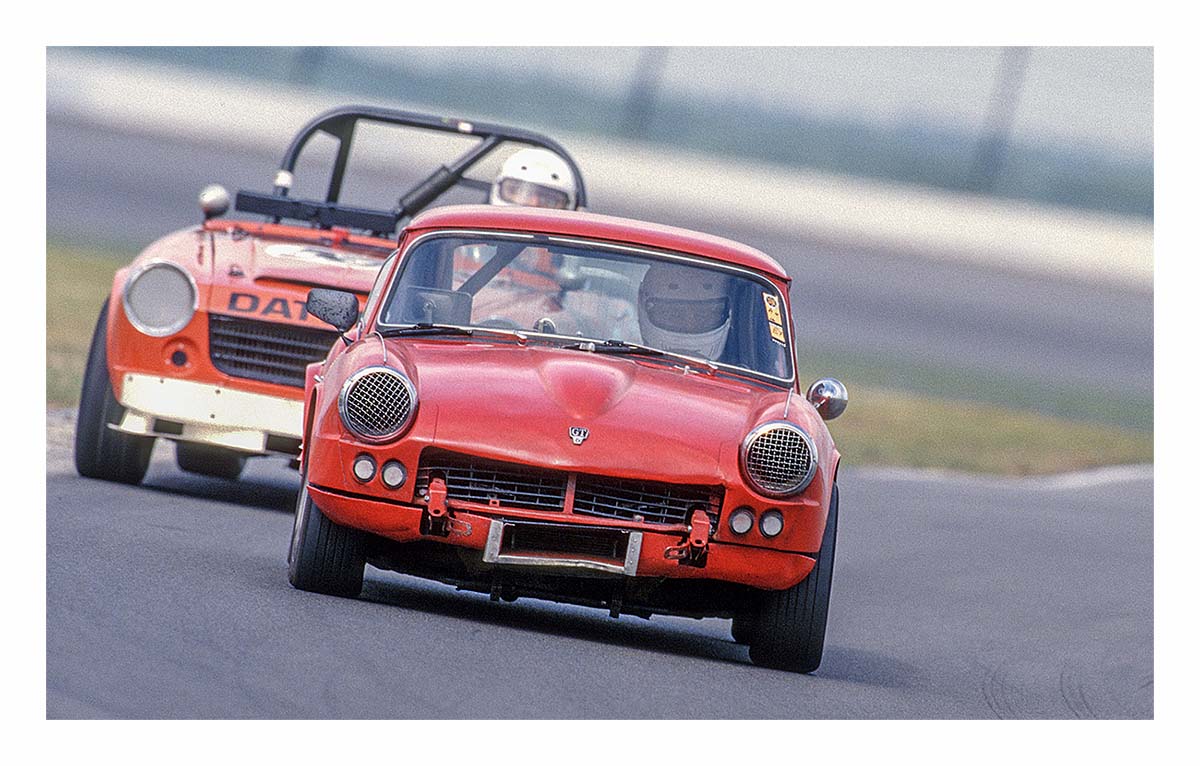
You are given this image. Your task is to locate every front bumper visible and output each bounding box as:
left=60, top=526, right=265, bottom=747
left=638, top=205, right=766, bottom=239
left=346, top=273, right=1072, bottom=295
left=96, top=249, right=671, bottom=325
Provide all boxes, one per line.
left=112, top=372, right=303, bottom=454
left=308, top=483, right=816, bottom=591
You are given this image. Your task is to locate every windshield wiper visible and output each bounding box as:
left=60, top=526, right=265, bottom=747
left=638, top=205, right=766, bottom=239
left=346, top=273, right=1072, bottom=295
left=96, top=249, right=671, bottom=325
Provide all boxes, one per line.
left=561, top=339, right=663, bottom=356
left=379, top=323, right=475, bottom=337
left=563, top=339, right=727, bottom=374
left=380, top=323, right=529, bottom=340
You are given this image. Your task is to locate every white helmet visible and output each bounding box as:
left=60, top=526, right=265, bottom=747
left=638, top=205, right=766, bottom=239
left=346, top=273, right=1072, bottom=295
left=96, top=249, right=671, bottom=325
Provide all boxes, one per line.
left=490, top=148, right=577, bottom=210
left=637, top=262, right=732, bottom=361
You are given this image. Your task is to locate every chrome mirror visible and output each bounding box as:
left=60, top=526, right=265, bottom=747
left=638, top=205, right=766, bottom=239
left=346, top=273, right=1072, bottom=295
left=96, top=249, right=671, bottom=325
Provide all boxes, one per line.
left=806, top=378, right=848, bottom=420
left=199, top=184, right=231, bottom=219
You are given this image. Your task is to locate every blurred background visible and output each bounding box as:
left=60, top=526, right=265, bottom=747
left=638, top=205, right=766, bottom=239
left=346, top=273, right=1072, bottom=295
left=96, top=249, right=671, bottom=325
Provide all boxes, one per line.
left=46, top=46, right=1153, bottom=474
left=86, top=46, right=1153, bottom=217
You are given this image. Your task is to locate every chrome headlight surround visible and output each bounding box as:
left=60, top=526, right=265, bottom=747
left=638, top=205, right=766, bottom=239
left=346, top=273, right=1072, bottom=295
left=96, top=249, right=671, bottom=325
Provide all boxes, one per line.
left=740, top=421, right=819, bottom=498
left=337, top=366, right=418, bottom=443
left=121, top=261, right=198, bottom=337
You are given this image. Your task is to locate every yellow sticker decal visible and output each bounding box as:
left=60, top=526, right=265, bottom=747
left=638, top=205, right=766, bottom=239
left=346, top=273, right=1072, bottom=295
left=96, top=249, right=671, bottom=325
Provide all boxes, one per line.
left=769, top=322, right=786, bottom=344
left=763, top=292, right=783, bottom=325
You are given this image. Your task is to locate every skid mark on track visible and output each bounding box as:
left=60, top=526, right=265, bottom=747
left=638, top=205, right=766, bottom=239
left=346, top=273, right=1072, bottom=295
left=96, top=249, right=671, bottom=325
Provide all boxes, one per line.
left=1059, top=667, right=1098, bottom=719
left=982, top=664, right=1019, bottom=720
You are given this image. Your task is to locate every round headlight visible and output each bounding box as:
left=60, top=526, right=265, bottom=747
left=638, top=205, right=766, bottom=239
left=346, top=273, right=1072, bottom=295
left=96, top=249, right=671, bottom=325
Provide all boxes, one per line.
left=122, top=262, right=197, bottom=337
left=352, top=454, right=377, bottom=483
left=759, top=510, right=784, bottom=537
left=338, top=366, right=417, bottom=443
left=741, top=421, right=818, bottom=497
left=380, top=460, right=407, bottom=489
left=728, top=507, right=755, bottom=535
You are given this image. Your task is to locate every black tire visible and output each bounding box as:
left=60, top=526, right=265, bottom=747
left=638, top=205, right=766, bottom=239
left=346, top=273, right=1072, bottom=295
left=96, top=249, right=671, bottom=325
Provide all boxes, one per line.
left=74, top=300, right=154, bottom=484
left=288, top=475, right=366, bottom=597
left=747, top=483, right=839, bottom=673
left=176, top=443, right=246, bottom=481
left=731, top=614, right=756, bottom=645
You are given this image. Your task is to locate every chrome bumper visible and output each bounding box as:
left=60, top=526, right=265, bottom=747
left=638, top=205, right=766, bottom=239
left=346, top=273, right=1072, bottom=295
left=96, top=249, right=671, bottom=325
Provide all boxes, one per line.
left=482, top=519, right=644, bottom=576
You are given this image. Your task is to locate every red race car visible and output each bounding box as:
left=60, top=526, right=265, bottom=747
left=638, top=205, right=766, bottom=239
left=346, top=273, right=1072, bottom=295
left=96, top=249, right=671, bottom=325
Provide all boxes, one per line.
left=74, top=106, right=586, bottom=484
left=292, top=205, right=848, bottom=673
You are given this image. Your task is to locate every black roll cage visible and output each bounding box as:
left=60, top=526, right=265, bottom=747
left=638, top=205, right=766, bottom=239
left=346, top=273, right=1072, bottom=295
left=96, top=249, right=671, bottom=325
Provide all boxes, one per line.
left=234, top=105, right=588, bottom=238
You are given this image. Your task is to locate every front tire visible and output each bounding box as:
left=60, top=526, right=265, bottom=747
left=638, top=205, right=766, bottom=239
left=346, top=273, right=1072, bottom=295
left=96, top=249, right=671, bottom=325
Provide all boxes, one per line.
left=747, top=483, right=839, bottom=673
left=176, top=443, right=246, bottom=481
left=288, top=477, right=366, bottom=598
left=74, top=300, right=154, bottom=484
left=731, top=614, right=756, bottom=644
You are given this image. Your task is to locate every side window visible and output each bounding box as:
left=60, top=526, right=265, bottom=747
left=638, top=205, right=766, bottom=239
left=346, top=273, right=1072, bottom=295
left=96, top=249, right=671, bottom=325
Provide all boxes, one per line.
left=360, top=250, right=399, bottom=330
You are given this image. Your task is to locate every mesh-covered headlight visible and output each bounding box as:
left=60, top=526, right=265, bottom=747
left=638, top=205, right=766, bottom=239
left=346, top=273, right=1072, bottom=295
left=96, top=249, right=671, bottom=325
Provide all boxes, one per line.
left=338, top=366, right=417, bottom=443
left=122, top=262, right=197, bottom=337
left=741, top=421, right=818, bottom=497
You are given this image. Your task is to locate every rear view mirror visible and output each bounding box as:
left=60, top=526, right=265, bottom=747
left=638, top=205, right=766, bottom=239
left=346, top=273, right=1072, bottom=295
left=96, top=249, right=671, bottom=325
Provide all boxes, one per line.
left=806, top=378, right=848, bottom=420
left=307, top=288, right=360, bottom=333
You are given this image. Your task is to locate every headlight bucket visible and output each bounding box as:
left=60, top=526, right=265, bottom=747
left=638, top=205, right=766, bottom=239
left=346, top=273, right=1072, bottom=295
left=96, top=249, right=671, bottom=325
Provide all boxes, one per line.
left=337, top=366, right=418, bottom=443
left=122, top=261, right=198, bottom=337
left=740, top=421, right=818, bottom=497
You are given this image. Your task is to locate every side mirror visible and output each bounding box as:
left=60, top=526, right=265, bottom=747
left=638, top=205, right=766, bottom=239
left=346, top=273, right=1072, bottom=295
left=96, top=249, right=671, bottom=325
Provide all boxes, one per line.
left=199, top=184, right=230, bottom=219
left=307, top=288, right=360, bottom=333
left=806, top=378, right=848, bottom=421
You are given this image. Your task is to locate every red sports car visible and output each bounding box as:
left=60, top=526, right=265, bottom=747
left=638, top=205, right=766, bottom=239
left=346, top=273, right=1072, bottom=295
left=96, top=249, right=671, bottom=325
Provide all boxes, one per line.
left=291, top=204, right=848, bottom=673
left=74, top=106, right=586, bottom=484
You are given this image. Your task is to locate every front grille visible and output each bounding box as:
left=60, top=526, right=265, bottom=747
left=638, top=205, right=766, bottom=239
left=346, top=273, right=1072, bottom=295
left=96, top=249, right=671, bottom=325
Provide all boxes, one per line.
left=744, top=423, right=815, bottom=495
left=341, top=368, right=414, bottom=440
left=574, top=475, right=722, bottom=527
left=209, top=314, right=338, bottom=388
left=416, top=449, right=721, bottom=527
left=415, top=451, right=568, bottom=512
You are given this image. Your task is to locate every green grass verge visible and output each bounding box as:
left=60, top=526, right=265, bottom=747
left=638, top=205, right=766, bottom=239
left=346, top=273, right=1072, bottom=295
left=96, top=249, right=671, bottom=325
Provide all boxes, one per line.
left=801, top=348, right=1153, bottom=432
left=830, top=387, right=1150, bottom=475
left=47, top=245, right=126, bottom=408
left=46, top=246, right=1152, bottom=475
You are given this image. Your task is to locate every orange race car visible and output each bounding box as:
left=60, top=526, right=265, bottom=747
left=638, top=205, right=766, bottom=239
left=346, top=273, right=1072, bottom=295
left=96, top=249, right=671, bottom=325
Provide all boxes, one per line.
left=74, top=106, right=586, bottom=484
left=291, top=205, right=849, bottom=672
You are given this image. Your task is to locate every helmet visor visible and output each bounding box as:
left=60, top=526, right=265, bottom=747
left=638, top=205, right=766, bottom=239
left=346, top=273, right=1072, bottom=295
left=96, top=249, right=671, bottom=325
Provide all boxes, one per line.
left=643, top=296, right=730, bottom=333
left=497, top=178, right=571, bottom=210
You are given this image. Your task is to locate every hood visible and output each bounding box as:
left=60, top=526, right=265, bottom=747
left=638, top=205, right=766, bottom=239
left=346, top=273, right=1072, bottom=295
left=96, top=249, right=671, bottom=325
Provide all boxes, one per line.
left=204, top=228, right=388, bottom=330
left=343, top=338, right=806, bottom=486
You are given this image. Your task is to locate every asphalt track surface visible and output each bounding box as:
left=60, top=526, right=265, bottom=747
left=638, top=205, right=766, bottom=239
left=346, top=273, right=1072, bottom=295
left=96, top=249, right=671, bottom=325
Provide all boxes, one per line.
left=46, top=117, right=1152, bottom=398
left=46, top=416, right=1152, bottom=719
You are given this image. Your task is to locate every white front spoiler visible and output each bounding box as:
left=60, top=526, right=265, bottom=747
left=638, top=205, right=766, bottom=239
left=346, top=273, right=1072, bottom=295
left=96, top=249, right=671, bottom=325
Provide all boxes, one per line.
left=111, top=373, right=304, bottom=454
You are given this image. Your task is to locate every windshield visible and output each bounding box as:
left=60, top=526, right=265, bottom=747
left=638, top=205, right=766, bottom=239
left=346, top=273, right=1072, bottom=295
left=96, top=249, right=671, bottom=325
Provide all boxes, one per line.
left=377, top=233, right=793, bottom=381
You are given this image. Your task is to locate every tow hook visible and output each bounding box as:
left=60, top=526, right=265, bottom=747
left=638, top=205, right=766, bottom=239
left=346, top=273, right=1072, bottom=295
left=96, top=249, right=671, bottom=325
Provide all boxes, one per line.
left=665, top=509, right=710, bottom=566
left=420, top=476, right=471, bottom=537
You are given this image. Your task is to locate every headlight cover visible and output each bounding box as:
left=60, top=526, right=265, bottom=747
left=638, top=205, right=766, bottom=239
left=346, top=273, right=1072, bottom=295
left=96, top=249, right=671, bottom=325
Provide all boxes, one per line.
left=122, top=262, right=198, bottom=337
left=338, top=366, right=417, bottom=443
left=741, top=421, right=818, bottom=497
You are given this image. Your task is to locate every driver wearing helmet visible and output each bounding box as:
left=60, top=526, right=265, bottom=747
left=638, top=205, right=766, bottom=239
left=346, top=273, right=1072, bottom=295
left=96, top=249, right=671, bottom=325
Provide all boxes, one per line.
left=490, top=148, right=578, bottom=210
left=637, top=262, right=732, bottom=361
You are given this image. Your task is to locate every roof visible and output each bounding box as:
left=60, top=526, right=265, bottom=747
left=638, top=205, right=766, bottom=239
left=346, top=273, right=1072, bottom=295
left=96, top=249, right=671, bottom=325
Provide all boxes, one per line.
left=405, top=205, right=789, bottom=281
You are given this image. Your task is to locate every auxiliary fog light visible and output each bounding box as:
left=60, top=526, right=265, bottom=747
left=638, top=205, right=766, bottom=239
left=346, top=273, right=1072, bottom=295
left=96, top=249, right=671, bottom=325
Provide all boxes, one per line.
left=759, top=510, right=784, bottom=538
left=352, top=454, right=377, bottom=483
left=380, top=460, right=407, bottom=489
left=729, top=507, right=755, bottom=535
